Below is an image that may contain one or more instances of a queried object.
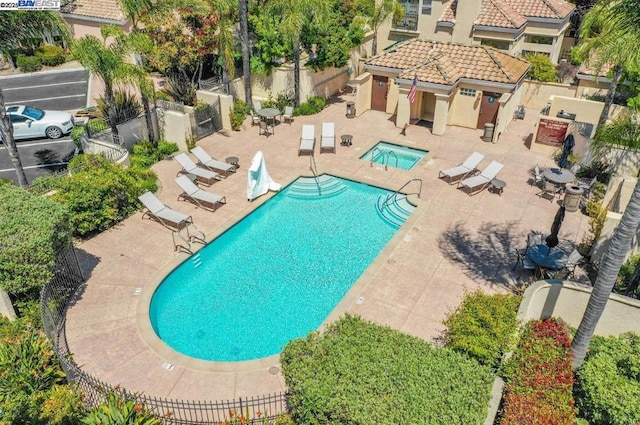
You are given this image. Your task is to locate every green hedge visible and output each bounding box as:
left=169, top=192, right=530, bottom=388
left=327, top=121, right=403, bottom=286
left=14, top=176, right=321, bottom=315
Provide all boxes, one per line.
left=129, top=140, right=178, bottom=169
left=575, top=332, right=640, bottom=425
left=282, top=314, right=494, bottom=424
left=39, top=154, right=156, bottom=237
left=35, top=45, right=66, bottom=67
left=294, top=96, right=326, bottom=116
left=16, top=55, right=43, bottom=72
left=443, top=290, right=521, bottom=370
left=500, top=318, right=575, bottom=424
left=0, top=182, right=71, bottom=297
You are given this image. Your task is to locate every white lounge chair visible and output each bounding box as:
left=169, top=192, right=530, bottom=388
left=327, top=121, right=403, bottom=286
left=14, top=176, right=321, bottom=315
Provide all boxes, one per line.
left=320, top=122, right=335, bottom=154
left=174, top=153, right=220, bottom=186
left=175, top=175, right=226, bottom=211
left=139, top=191, right=192, bottom=230
left=439, top=152, right=485, bottom=184
left=299, top=124, right=315, bottom=156
left=191, top=146, right=236, bottom=177
left=458, top=160, right=504, bottom=196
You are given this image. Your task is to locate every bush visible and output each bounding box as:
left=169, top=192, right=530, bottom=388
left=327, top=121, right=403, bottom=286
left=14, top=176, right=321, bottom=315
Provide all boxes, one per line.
left=42, top=154, right=156, bottom=237
left=294, top=96, right=326, bottom=116
left=442, top=290, right=521, bottom=369
left=157, top=140, right=179, bottom=157
left=40, top=385, right=87, bottom=425
left=0, top=184, right=71, bottom=297
left=70, top=125, right=86, bottom=150
left=500, top=318, right=575, bottom=424
left=230, top=99, right=251, bottom=131
left=97, top=91, right=142, bottom=125
left=16, top=55, right=43, bottom=72
left=82, top=392, right=160, bottom=425
left=129, top=139, right=178, bottom=169
left=282, top=314, right=494, bottom=424
left=575, top=332, right=640, bottom=424
left=523, top=53, right=557, bottom=82
left=35, top=45, right=66, bottom=67
left=615, top=254, right=640, bottom=297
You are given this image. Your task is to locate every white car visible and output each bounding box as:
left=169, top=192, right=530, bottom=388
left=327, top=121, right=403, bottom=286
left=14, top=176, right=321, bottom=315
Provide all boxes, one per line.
left=6, top=105, right=74, bottom=140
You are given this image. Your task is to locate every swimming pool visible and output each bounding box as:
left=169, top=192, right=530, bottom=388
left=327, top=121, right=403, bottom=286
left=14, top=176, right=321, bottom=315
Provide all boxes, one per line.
left=149, top=175, right=415, bottom=362
left=360, top=141, right=428, bottom=170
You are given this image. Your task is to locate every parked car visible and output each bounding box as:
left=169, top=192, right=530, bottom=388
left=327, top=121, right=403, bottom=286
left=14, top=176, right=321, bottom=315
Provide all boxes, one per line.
left=5, top=105, right=74, bottom=140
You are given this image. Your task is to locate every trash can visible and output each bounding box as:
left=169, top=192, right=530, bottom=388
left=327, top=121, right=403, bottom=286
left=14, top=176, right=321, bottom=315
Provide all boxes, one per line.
left=564, top=184, right=584, bottom=212
left=346, top=101, right=356, bottom=118
left=482, top=123, right=495, bottom=141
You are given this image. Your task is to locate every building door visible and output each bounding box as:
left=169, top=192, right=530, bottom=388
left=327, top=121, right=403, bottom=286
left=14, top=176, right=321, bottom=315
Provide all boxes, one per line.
left=476, top=92, right=500, bottom=129
left=421, top=92, right=436, bottom=122
left=371, top=75, right=388, bottom=111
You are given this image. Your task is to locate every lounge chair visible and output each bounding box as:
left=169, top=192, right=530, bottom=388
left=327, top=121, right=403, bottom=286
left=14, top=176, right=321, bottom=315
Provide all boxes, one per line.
left=438, top=152, right=485, bottom=184
left=320, top=122, right=335, bottom=154
left=174, top=153, right=220, bottom=186
left=298, top=124, right=315, bottom=156
left=191, top=146, right=236, bottom=177
left=458, top=160, right=504, bottom=195
left=175, top=175, right=226, bottom=211
left=139, top=191, right=192, bottom=230
left=282, top=106, right=294, bottom=124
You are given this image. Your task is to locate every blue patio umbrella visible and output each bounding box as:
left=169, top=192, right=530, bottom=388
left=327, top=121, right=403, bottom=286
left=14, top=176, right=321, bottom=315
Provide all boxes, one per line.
left=545, top=205, right=566, bottom=254
left=559, top=134, right=575, bottom=168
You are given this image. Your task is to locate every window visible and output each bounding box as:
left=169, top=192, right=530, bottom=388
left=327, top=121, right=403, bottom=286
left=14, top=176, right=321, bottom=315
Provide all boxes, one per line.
left=9, top=114, right=28, bottom=123
left=393, top=0, right=419, bottom=31
left=460, top=88, right=476, bottom=97
left=421, top=0, right=432, bottom=15
left=524, top=35, right=554, bottom=45
left=480, top=39, right=510, bottom=51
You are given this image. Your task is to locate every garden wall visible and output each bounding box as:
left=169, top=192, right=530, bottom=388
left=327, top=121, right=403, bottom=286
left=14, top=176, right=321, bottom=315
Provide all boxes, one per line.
left=519, top=280, right=640, bottom=336
left=521, top=81, right=577, bottom=110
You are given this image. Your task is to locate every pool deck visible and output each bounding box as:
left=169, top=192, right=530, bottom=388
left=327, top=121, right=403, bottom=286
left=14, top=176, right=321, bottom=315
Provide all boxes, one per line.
left=67, top=95, right=590, bottom=402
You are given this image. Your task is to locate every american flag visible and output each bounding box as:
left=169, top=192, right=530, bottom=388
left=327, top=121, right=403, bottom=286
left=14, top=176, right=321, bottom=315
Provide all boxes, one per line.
left=407, top=75, right=418, bottom=104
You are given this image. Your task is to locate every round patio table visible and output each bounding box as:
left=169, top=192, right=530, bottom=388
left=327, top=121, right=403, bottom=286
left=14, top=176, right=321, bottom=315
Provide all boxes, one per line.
left=527, top=245, right=568, bottom=270
left=543, top=168, right=576, bottom=185
left=258, top=108, right=280, bottom=133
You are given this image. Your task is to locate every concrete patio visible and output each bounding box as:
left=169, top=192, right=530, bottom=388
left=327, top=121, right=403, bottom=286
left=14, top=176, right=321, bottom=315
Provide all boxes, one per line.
left=66, top=94, right=590, bottom=403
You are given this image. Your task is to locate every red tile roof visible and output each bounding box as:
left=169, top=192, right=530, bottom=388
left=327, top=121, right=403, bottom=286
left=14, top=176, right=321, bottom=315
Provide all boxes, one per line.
left=366, top=39, right=530, bottom=86
left=61, top=0, right=126, bottom=22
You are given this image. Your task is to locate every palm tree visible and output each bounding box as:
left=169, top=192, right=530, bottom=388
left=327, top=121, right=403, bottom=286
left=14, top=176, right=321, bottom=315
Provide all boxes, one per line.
left=239, top=0, right=252, bottom=104
left=73, top=26, right=148, bottom=139
left=0, top=87, right=28, bottom=187
left=572, top=177, right=640, bottom=368
left=575, top=0, right=640, bottom=129
left=267, top=0, right=328, bottom=107
left=362, top=0, right=404, bottom=56
left=205, top=0, right=238, bottom=85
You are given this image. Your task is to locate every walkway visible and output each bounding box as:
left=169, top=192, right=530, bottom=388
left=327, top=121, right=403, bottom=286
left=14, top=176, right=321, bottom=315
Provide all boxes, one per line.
left=66, top=96, right=590, bottom=402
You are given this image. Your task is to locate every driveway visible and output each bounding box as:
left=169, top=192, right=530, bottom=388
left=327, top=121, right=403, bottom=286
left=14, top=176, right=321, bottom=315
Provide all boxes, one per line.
left=0, top=137, right=75, bottom=185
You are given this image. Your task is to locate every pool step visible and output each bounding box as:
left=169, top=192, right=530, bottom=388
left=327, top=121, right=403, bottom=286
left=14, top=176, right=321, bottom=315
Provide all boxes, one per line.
left=287, top=175, right=347, bottom=199
left=192, top=253, right=203, bottom=268
left=376, top=194, right=415, bottom=228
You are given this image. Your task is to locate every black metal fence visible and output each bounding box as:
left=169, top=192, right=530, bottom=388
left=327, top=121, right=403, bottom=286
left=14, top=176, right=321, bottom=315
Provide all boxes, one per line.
left=40, top=245, right=288, bottom=424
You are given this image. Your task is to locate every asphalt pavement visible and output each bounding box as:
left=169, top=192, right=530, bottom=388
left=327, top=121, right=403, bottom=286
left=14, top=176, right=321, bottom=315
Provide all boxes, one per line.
left=0, top=68, right=89, bottom=111
left=0, top=137, right=76, bottom=185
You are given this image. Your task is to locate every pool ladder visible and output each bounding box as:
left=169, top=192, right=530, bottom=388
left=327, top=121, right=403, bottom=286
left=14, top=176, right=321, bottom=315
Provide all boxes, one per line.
left=171, top=223, right=206, bottom=254
left=309, top=154, right=322, bottom=195
left=369, top=148, right=399, bottom=170
left=380, top=178, right=423, bottom=210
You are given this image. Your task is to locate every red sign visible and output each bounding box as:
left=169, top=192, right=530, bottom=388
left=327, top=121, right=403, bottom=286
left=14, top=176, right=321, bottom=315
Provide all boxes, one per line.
left=535, top=118, right=569, bottom=147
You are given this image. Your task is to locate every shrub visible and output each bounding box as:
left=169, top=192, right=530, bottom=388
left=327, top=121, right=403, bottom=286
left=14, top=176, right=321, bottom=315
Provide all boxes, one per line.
left=82, top=392, right=160, bottom=425
left=157, top=140, right=179, bottom=157
left=35, top=45, right=66, bottom=67
left=293, top=96, right=326, bottom=116
left=500, top=318, right=575, bottom=424
left=129, top=140, right=178, bottom=169
left=442, top=290, right=521, bottom=369
left=70, top=125, right=86, bottom=150
left=282, top=314, right=494, bottom=424
left=615, top=254, right=640, bottom=297
left=16, top=55, right=43, bottom=72
left=161, top=73, right=197, bottom=106
left=97, top=91, right=142, bottom=125
left=43, top=154, right=156, bottom=237
left=523, top=53, right=557, bottom=82
left=0, top=184, right=71, bottom=297
left=230, top=99, right=250, bottom=131
left=575, top=332, right=640, bottom=425
left=40, top=385, right=87, bottom=425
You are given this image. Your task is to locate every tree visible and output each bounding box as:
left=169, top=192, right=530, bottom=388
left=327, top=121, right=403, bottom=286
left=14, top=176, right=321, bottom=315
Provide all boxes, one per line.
left=523, top=53, right=557, bottom=82
left=0, top=11, right=71, bottom=69
left=0, top=87, right=28, bottom=187
left=73, top=26, right=149, bottom=138
left=239, top=0, right=252, bottom=104
left=575, top=0, right=640, bottom=129
left=361, top=0, right=403, bottom=56
left=266, top=0, right=328, bottom=107
left=572, top=177, right=640, bottom=368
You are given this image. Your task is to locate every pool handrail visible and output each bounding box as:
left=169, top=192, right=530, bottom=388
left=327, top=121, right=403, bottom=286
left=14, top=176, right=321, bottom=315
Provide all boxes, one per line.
left=385, top=151, right=398, bottom=171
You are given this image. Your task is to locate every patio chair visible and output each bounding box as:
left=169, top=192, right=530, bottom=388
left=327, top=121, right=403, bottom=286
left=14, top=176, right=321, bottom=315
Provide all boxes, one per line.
left=191, top=146, right=236, bottom=177
left=174, top=153, right=220, bottom=186
left=577, top=176, right=597, bottom=198
left=253, top=100, right=262, bottom=111
left=513, top=233, right=544, bottom=272
left=259, top=120, right=274, bottom=136
left=458, top=160, right=504, bottom=196
left=530, top=164, right=543, bottom=187
left=537, top=179, right=562, bottom=202
left=546, top=248, right=584, bottom=280
left=175, top=175, right=226, bottom=211
left=298, top=124, right=315, bottom=156
left=139, top=191, right=192, bottom=230
left=320, top=122, right=336, bottom=154
left=250, top=110, right=261, bottom=126
left=282, top=106, right=294, bottom=124
left=438, top=152, right=485, bottom=184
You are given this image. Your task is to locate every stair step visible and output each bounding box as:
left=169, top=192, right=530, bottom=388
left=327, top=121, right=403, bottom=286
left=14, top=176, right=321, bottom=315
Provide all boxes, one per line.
left=287, top=175, right=347, bottom=199
left=376, top=194, right=415, bottom=228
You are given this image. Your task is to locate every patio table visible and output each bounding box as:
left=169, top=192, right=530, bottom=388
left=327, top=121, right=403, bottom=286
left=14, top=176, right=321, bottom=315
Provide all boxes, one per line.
left=258, top=108, right=280, bottom=134
left=527, top=245, right=568, bottom=271
left=543, top=168, right=575, bottom=185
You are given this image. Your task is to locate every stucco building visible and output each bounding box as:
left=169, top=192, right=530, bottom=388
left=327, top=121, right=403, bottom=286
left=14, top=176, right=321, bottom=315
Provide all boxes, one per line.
left=61, top=0, right=131, bottom=39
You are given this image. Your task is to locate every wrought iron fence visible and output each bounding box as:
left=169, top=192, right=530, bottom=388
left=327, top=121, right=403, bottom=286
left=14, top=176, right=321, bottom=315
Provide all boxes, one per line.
left=40, top=245, right=289, bottom=424
left=156, top=99, right=186, bottom=114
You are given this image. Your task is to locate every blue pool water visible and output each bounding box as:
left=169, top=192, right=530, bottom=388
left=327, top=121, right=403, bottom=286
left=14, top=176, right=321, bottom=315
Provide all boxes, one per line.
left=360, top=142, right=428, bottom=170
left=149, top=176, right=411, bottom=361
